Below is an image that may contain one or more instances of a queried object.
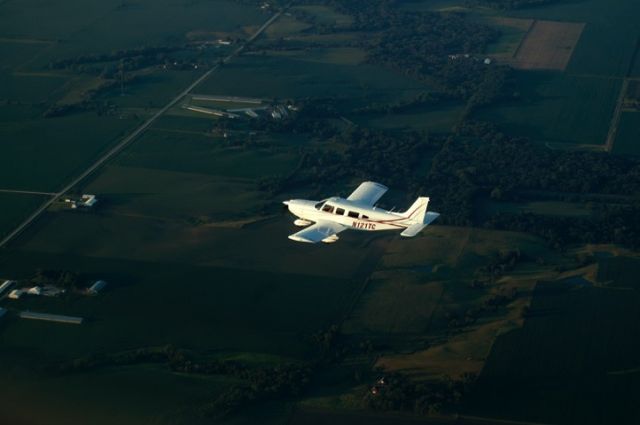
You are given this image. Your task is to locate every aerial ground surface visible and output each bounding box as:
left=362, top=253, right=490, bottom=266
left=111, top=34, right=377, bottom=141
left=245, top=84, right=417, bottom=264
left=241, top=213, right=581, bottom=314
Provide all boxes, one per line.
left=1, top=1, right=639, bottom=424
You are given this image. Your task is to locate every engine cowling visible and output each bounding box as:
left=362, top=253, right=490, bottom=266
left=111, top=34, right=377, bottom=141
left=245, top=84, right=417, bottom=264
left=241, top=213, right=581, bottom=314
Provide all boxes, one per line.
left=294, top=219, right=312, bottom=227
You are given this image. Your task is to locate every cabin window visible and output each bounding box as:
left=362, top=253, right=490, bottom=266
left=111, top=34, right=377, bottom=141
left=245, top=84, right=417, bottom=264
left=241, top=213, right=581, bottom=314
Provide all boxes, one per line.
left=336, top=208, right=345, bottom=215
left=361, top=214, right=369, bottom=219
left=322, top=204, right=334, bottom=213
left=348, top=211, right=359, bottom=218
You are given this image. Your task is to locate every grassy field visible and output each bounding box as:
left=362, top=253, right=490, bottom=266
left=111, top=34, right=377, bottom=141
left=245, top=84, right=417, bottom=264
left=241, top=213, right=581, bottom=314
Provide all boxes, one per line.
left=0, top=113, right=139, bottom=192
left=113, top=126, right=302, bottom=180
left=353, top=103, right=465, bottom=133
left=462, top=274, right=640, bottom=425
left=1, top=1, right=639, bottom=424
left=0, top=0, right=264, bottom=64
left=197, top=51, right=434, bottom=112
left=483, top=17, right=533, bottom=59
left=342, top=226, right=561, bottom=383
left=0, top=193, right=47, bottom=238
left=0, top=362, right=239, bottom=425
left=477, top=71, right=621, bottom=146
left=464, top=0, right=640, bottom=149
left=505, top=0, right=640, bottom=77
left=0, top=0, right=267, bottom=226
left=596, top=255, right=640, bottom=290
left=0, top=227, right=369, bottom=425
left=291, top=5, right=353, bottom=28
left=612, top=112, right=640, bottom=156
left=479, top=199, right=593, bottom=218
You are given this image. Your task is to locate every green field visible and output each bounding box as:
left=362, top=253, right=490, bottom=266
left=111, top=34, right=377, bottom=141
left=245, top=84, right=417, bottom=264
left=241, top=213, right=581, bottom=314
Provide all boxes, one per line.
left=477, top=72, right=621, bottom=146
left=463, top=275, right=640, bottom=424
left=114, top=126, right=302, bottom=180
left=197, top=51, right=434, bottom=112
left=504, top=0, right=640, bottom=78
left=0, top=193, right=46, bottom=239
left=0, top=0, right=264, bottom=65
left=0, top=113, right=139, bottom=191
left=612, top=112, right=640, bottom=156
left=0, top=0, right=266, bottom=224
left=291, top=5, right=353, bottom=28
left=1, top=1, right=639, bottom=424
left=479, top=199, right=593, bottom=218
left=353, top=103, right=465, bottom=133
left=464, top=0, right=640, bottom=148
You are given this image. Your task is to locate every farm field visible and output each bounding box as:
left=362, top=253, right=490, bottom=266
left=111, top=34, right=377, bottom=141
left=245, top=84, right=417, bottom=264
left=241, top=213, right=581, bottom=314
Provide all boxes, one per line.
left=479, top=199, right=593, bottom=218
left=0, top=223, right=369, bottom=425
left=507, top=20, right=584, bottom=71
left=477, top=71, right=621, bottom=146
left=353, top=103, right=466, bottom=133
left=0, top=0, right=266, bottom=230
left=196, top=51, right=434, bottom=112
left=612, top=112, right=640, bottom=156
left=466, top=0, right=640, bottom=149
left=462, top=274, right=640, bottom=425
left=0, top=113, right=139, bottom=192
left=1, top=0, right=639, bottom=424
left=0, top=193, right=47, bottom=239
left=483, top=17, right=533, bottom=60
left=504, top=0, right=640, bottom=78
left=113, top=124, right=302, bottom=180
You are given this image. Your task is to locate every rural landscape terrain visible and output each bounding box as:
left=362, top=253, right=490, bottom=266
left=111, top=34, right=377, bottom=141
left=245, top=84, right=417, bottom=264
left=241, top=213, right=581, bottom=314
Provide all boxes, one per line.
left=0, top=0, right=639, bottom=424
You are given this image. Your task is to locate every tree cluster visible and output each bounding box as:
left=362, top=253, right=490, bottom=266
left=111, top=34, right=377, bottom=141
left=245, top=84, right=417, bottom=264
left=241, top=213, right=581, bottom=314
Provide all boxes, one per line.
left=30, top=269, right=82, bottom=290
left=286, top=127, right=434, bottom=196
left=365, top=372, right=475, bottom=415
left=422, top=121, right=640, bottom=247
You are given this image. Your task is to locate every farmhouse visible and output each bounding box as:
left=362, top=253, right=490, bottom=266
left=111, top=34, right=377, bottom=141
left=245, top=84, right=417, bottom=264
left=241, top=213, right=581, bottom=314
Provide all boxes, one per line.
left=64, top=194, right=98, bottom=209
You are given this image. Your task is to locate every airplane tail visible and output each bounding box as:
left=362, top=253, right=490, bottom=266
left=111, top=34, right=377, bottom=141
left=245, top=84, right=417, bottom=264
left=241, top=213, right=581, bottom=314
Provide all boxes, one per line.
left=401, top=197, right=430, bottom=224
left=400, top=197, right=439, bottom=237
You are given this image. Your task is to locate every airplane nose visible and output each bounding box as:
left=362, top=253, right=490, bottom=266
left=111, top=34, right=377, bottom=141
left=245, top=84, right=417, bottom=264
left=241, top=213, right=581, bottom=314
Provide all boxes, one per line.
left=283, top=200, right=290, bottom=206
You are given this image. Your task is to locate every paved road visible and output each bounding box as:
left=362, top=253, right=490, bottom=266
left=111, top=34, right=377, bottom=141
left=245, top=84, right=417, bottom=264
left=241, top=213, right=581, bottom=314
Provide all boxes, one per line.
left=0, top=189, right=57, bottom=196
left=0, top=8, right=285, bottom=249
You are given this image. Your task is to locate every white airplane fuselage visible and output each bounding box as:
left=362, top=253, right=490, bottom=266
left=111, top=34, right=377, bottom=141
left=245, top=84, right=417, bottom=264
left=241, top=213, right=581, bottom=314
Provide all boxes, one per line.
left=284, top=197, right=416, bottom=233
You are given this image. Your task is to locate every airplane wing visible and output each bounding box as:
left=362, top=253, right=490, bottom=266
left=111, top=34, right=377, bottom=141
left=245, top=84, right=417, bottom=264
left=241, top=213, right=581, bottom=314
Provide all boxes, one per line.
left=288, top=220, right=347, bottom=243
left=346, top=181, right=388, bottom=206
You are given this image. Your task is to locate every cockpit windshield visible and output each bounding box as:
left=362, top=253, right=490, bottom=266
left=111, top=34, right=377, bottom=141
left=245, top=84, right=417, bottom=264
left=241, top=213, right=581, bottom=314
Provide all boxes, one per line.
left=315, top=199, right=327, bottom=210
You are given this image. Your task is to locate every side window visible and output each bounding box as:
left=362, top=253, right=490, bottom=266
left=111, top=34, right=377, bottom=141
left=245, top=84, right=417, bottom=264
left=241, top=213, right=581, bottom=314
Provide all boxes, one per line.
left=336, top=208, right=345, bottom=215
left=348, top=211, right=359, bottom=218
left=361, top=214, right=369, bottom=219
left=322, top=204, right=334, bottom=213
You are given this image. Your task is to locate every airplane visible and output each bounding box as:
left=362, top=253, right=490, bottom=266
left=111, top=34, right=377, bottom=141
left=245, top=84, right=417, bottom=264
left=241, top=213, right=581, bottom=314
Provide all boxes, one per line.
left=283, top=181, right=439, bottom=243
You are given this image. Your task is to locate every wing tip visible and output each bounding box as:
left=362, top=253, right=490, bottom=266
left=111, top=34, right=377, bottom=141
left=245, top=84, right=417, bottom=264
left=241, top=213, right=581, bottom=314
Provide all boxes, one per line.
left=288, top=234, right=315, bottom=243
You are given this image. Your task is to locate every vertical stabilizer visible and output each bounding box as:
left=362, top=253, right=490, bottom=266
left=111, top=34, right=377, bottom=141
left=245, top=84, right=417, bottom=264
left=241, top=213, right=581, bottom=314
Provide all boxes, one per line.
left=401, top=197, right=430, bottom=224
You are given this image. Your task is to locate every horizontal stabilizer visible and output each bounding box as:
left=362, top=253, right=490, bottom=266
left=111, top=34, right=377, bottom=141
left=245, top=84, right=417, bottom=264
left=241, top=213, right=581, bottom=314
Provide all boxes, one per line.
left=423, top=212, right=440, bottom=225
left=400, top=223, right=427, bottom=237
left=401, top=212, right=440, bottom=237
